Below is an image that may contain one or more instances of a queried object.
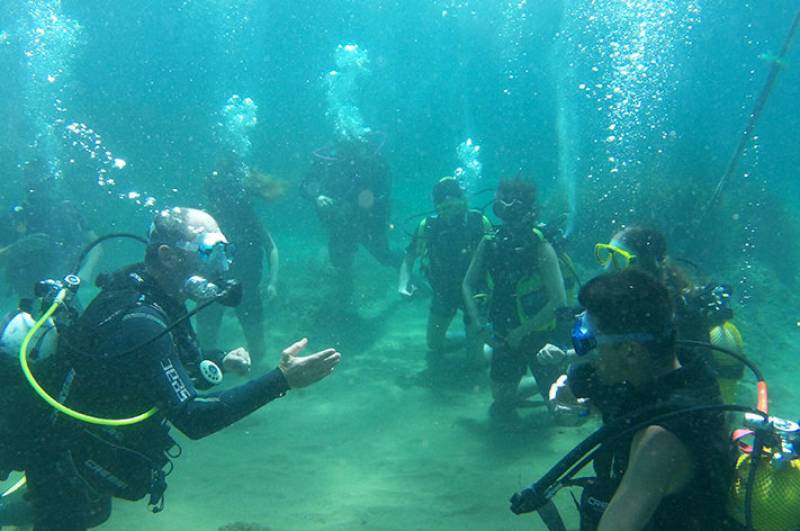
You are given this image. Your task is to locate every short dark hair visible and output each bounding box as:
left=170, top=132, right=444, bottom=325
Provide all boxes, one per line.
left=432, top=177, right=464, bottom=204
left=497, top=178, right=536, bottom=207
left=145, top=208, right=191, bottom=266
left=579, top=269, right=675, bottom=361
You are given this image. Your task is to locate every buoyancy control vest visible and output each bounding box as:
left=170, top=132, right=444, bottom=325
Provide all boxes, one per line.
left=414, top=209, right=490, bottom=292
left=485, top=225, right=555, bottom=335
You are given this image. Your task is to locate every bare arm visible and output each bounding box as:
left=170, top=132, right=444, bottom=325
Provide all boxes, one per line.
left=268, top=245, right=279, bottom=288
left=598, top=426, right=693, bottom=531
left=463, top=237, right=488, bottom=328
left=266, top=233, right=279, bottom=298
left=77, top=230, right=103, bottom=282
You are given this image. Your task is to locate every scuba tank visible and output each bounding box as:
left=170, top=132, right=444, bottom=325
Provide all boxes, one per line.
left=0, top=310, right=56, bottom=361
left=510, top=339, right=800, bottom=531
left=728, top=415, right=800, bottom=530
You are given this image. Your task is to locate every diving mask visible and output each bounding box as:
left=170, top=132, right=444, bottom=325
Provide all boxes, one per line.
left=594, top=241, right=637, bottom=270
left=176, top=232, right=234, bottom=279
left=571, top=311, right=658, bottom=358
left=493, top=197, right=531, bottom=222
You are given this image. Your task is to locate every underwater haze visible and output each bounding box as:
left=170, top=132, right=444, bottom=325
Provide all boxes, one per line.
left=1, top=0, right=799, bottom=530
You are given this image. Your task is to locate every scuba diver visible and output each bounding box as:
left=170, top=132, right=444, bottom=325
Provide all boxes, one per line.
left=462, top=178, right=567, bottom=422
left=197, top=160, right=280, bottom=364
left=514, top=269, right=736, bottom=530
left=0, top=159, right=102, bottom=300
left=301, top=136, right=400, bottom=298
left=540, top=225, right=745, bottom=409
left=0, top=207, right=340, bottom=530
left=398, top=176, right=492, bottom=371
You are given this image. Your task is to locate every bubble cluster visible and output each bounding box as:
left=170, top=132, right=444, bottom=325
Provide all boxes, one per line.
left=325, top=43, right=372, bottom=141
left=217, top=94, right=258, bottom=158
left=64, top=122, right=157, bottom=209
left=498, top=0, right=530, bottom=96
left=564, top=0, right=700, bottom=171
left=454, top=138, right=482, bottom=194
left=20, top=0, right=84, bottom=178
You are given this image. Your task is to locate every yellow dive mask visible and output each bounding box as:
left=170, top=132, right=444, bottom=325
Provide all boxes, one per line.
left=594, top=242, right=637, bottom=270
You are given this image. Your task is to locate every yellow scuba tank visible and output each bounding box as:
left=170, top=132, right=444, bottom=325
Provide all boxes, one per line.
left=728, top=416, right=800, bottom=530
left=709, top=322, right=746, bottom=404
left=729, top=454, right=800, bottom=530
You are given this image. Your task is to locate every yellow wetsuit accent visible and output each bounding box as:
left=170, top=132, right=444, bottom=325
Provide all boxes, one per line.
left=20, top=289, right=158, bottom=427
left=514, top=228, right=556, bottom=332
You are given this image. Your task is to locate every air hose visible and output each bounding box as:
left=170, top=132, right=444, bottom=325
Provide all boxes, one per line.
left=510, top=339, right=775, bottom=527
left=19, top=285, right=158, bottom=426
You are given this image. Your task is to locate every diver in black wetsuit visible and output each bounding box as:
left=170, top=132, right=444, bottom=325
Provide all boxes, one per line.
left=198, top=160, right=280, bottom=363
left=542, top=270, right=733, bottom=530
left=9, top=207, right=340, bottom=531
left=462, top=179, right=567, bottom=422
left=301, top=137, right=400, bottom=297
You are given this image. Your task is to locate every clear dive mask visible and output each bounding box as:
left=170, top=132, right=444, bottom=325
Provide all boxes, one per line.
left=176, top=232, right=236, bottom=303
left=571, top=311, right=660, bottom=359
left=176, top=232, right=234, bottom=280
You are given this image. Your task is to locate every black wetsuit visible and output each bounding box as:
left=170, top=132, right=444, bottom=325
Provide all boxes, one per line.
left=409, top=209, right=489, bottom=319
left=21, top=265, right=289, bottom=530
left=302, top=141, right=398, bottom=271
left=484, top=224, right=562, bottom=400
left=570, top=359, right=734, bottom=531
left=199, top=170, right=275, bottom=356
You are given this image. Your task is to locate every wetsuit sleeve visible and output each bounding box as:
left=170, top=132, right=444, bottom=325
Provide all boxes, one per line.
left=122, top=309, right=289, bottom=440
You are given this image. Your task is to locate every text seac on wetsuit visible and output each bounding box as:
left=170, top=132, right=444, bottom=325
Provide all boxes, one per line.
left=26, top=264, right=289, bottom=530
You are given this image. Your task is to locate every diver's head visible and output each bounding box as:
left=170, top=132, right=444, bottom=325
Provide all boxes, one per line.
left=432, top=176, right=467, bottom=221
left=493, top=178, right=536, bottom=227
left=146, top=207, right=235, bottom=302
left=574, top=269, right=676, bottom=387
left=595, top=225, right=666, bottom=273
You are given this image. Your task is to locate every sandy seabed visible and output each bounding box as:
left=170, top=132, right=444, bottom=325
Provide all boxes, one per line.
left=5, top=250, right=796, bottom=531
left=101, top=254, right=594, bottom=531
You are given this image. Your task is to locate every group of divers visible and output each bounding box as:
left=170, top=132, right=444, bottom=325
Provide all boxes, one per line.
left=0, top=136, right=797, bottom=531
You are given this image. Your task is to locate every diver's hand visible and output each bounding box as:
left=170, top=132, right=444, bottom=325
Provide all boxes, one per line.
left=548, top=374, right=590, bottom=426
left=537, top=344, right=569, bottom=365
left=266, top=283, right=278, bottom=300
left=278, top=338, right=341, bottom=389
left=316, top=195, right=334, bottom=209
left=398, top=282, right=417, bottom=298
left=223, top=347, right=252, bottom=376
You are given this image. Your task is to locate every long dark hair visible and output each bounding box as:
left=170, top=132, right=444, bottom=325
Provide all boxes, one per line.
left=613, top=226, right=692, bottom=296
